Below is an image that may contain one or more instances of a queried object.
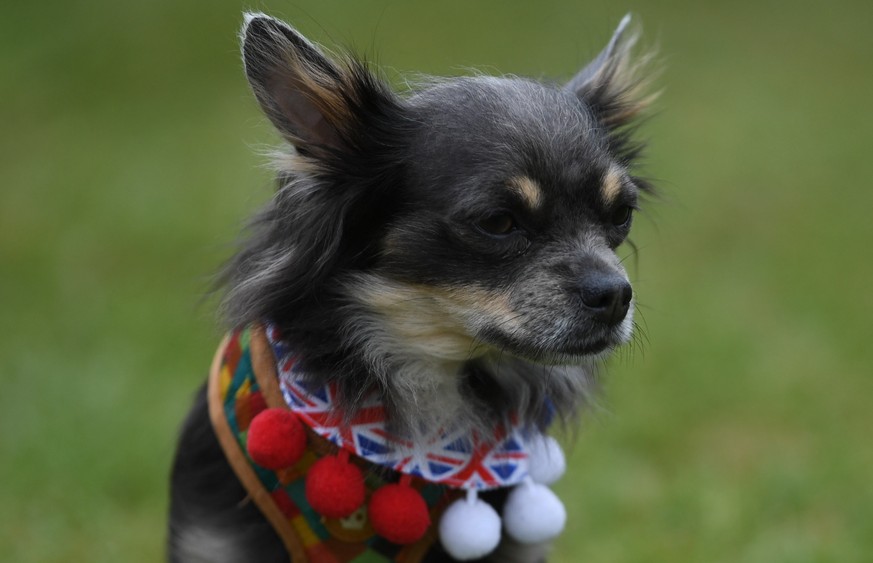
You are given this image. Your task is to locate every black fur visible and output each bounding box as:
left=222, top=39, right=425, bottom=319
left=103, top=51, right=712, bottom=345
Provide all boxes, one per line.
left=170, top=12, right=656, bottom=562
left=168, top=386, right=288, bottom=562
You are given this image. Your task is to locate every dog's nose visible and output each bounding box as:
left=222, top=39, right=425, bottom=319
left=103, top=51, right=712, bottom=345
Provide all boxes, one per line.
left=579, top=274, right=632, bottom=326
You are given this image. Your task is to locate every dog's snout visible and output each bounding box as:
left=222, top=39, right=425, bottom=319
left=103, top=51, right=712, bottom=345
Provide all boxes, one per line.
left=579, top=274, right=632, bottom=326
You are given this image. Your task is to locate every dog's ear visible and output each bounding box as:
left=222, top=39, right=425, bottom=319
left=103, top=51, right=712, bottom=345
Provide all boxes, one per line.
left=223, top=14, right=406, bottom=329
left=566, top=14, right=655, bottom=129
left=241, top=13, right=389, bottom=153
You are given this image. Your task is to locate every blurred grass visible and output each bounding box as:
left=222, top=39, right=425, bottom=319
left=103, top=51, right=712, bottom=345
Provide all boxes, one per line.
left=2, top=1, right=871, bottom=561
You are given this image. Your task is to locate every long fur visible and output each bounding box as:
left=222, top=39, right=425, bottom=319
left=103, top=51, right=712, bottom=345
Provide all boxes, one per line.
left=170, top=12, right=657, bottom=562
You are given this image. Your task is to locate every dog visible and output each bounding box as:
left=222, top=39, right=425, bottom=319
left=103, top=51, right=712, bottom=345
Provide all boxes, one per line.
left=169, top=12, right=656, bottom=563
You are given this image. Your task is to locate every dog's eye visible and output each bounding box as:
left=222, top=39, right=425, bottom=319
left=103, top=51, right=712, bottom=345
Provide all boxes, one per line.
left=477, top=213, right=516, bottom=236
left=611, top=205, right=633, bottom=227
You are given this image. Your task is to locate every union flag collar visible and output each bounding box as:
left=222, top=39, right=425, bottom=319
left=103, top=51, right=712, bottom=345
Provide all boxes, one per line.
left=265, top=323, right=543, bottom=491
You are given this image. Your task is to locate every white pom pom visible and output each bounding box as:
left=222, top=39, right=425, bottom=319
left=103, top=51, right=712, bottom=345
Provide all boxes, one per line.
left=527, top=434, right=566, bottom=485
left=503, top=479, right=566, bottom=544
left=439, top=490, right=502, bottom=560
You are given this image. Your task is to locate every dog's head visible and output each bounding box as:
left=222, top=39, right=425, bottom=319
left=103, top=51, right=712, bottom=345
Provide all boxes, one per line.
left=225, top=14, right=656, bottom=430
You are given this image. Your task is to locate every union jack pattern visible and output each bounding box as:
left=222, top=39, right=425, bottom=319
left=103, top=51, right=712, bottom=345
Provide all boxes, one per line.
left=266, top=323, right=534, bottom=490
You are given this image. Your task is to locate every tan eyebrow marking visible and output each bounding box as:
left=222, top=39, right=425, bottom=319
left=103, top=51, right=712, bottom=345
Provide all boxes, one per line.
left=601, top=166, right=625, bottom=205
left=508, top=176, right=543, bottom=209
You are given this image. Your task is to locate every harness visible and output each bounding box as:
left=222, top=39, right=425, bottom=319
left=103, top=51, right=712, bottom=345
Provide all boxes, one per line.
left=208, top=324, right=566, bottom=562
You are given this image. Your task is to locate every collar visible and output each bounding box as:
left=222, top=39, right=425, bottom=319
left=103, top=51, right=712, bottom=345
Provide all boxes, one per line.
left=208, top=324, right=566, bottom=562
left=266, top=323, right=540, bottom=491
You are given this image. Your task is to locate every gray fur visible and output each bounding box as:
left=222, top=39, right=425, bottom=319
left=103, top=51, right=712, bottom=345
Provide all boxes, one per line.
left=172, top=14, right=657, bottom=561
left=218, top=13, right=655, bottom=438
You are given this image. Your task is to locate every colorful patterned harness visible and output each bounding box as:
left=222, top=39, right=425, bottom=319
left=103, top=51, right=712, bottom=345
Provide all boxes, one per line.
left=208, top=324, right=550, bottom=562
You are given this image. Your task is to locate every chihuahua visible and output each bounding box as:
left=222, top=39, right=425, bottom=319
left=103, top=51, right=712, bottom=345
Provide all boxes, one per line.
left=169, top=12, right=656, bottom=563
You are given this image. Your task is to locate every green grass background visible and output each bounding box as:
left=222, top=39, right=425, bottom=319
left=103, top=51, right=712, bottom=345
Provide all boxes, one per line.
left=2, top=1, right=871, bottom=561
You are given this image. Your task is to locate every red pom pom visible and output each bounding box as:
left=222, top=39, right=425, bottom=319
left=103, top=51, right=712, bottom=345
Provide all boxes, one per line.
left=246, top=408, right=306, bottom=470
left=368, top=483, right=431, bottom=545
left=305, top=453, right=366, bottom=518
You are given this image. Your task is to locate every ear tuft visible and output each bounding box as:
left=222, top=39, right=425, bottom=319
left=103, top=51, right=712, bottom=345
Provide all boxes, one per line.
left=242, top=11, right=267, bottom=28
left=566, top=14, right=659, bottom=129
